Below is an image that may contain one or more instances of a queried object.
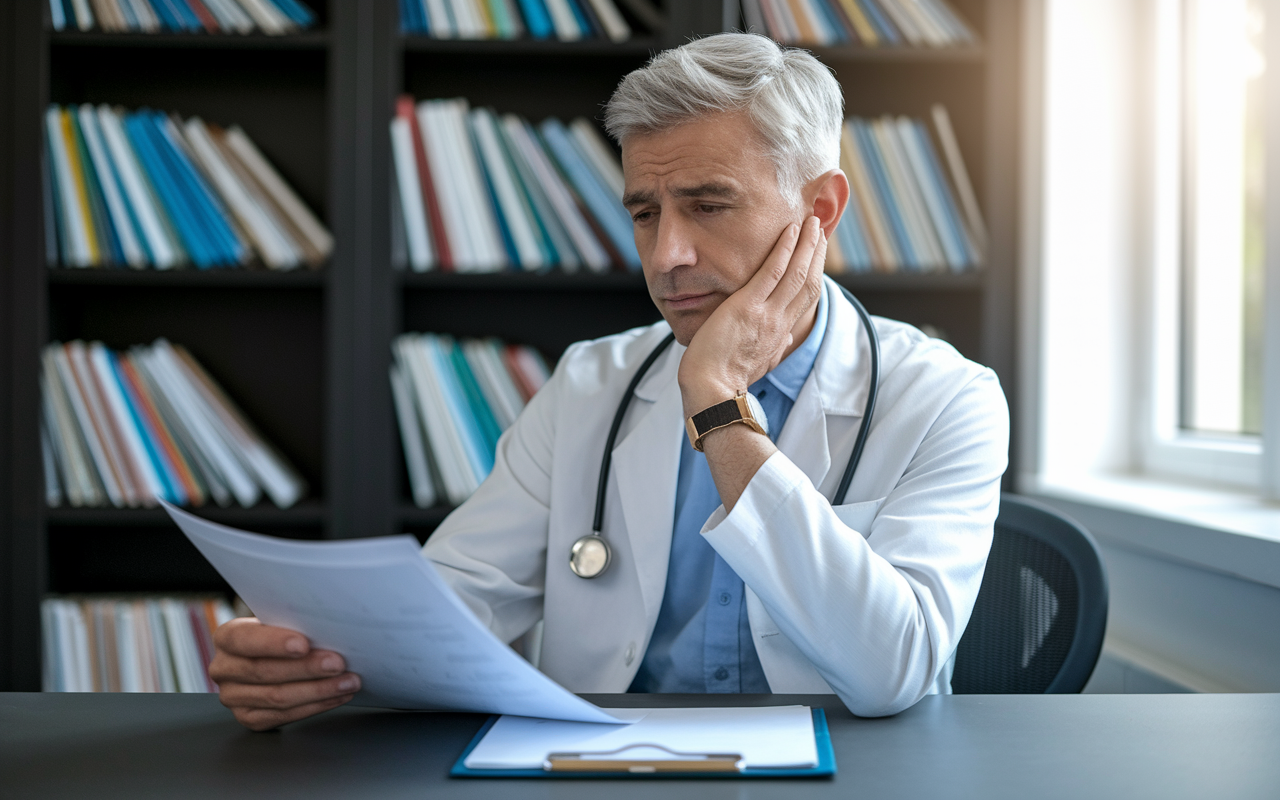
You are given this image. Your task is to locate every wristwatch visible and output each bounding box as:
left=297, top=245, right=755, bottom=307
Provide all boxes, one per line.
left=685, top=390, right=770, bottom=452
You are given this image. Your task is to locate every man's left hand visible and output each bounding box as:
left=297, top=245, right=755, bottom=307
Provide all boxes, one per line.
left=678, top=215, right=827, bottom=417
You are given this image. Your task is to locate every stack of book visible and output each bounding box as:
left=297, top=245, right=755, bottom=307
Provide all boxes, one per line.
left=48, top=0, right=317, bottom=34
left=44, top=104, right=332, bottom=270
left=391, top=334, right=550, bottom=507
left=42, top=595, right=237, bottom=693
left=825, top=106, right=985, bottom=273
left=742, top=0, right=974, bottom=47
left=41, top=339, right=307, bottom=510
left=399, top=0, right=650, bottom=41
left=390, top=95, right=638, bottom=273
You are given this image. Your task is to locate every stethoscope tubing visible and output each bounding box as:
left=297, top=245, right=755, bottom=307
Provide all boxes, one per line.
left=591, top=285, right=879, bottom=537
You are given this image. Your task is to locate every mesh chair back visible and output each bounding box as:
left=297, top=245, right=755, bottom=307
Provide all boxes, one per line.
left=951, top=494, right=1108, bottom=694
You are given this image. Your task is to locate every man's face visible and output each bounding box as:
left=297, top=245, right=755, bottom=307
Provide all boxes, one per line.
left=622, top=113, right=802, bottom=346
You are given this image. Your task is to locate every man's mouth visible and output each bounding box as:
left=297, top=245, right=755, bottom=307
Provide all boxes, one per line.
left=664, top=292, right=714, bottom=310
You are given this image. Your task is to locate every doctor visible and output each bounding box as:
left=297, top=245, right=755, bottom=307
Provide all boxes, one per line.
left=209, top=32, right=1009, bottom=731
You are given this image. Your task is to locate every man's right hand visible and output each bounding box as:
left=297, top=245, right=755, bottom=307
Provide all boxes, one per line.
left=209, top=617, right=362, bottom=731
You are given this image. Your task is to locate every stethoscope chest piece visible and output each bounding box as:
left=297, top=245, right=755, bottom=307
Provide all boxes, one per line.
left=569, top=534, right=611, bottom=578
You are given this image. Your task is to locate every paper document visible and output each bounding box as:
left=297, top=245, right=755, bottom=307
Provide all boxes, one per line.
left=465, top=705, right=818, bottom=770
left=160, top=502, right=622, bottom=724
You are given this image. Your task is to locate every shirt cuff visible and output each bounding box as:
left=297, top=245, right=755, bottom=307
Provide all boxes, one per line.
left=700, top=451, right=810, bottom=548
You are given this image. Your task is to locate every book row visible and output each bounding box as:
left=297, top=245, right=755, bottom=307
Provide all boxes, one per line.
left=44, top=104, right=333, bottom=271
left=391, top=333, right=550, bottom=506
left=40, top=339, right=307, bottom=510
left=825, top=106, right=986, bottom=273
left=42, top=596, right=236, bottom=693
left=390, top=96, right=638, bottom=274
left=743, top=0, right=973, bottom=48
left=400, top=0, right=651, bottom=41
left=49, top=0, right=316, bottom=34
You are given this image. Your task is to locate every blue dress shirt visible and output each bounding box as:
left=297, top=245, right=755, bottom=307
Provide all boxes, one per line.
left=630, top=283, right=830, bottom=693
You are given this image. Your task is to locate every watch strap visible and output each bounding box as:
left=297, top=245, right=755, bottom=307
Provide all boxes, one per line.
left=686, top=392, right=765, bottom=451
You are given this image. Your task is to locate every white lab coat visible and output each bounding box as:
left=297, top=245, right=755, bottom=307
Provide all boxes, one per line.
left=422, top=276, right=1009, bottom=717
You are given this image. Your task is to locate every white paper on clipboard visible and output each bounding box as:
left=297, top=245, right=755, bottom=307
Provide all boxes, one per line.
left=160, top=501, right=624, bottom=724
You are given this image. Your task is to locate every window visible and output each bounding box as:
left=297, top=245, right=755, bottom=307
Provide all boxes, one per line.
left=1141, top=0, right=1274, bottom=489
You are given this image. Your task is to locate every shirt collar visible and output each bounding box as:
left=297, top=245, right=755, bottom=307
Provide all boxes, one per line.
left=762, top=279, right=828, bottom=402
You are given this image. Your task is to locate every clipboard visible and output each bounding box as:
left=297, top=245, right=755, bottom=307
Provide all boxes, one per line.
left=450, top=708, right=836, bottom=779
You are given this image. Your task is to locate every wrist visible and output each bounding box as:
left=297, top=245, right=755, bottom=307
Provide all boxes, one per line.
left=679, top=377, right=742, bottom=419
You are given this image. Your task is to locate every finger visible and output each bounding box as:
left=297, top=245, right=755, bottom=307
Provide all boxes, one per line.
left=784, top=227, right=826, bottom=322
left=215, top=617, right=311, bottom=659
left=742, top=222, right=801, bottom=301
left=768, top=216, right=822, bottom=307
left=234, top=694, right=356, bottom=733
left=217, top=671, right=361, bottom=712
left=209, top=648, right=346, bottom=686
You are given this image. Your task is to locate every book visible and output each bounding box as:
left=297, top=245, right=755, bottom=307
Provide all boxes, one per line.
left=392, top=333, right=550, bottom=507
left=44, top=103, right=330, bottom=270
left=41, top=339, right=306, bottom=509
left=50, top=0, right=317, bottom=34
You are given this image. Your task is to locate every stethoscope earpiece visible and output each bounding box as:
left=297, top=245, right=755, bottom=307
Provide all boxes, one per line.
left=572, top=285, right=879, bottom=579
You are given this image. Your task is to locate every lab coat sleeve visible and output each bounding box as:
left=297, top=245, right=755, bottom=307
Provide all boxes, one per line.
left=418, top=346, right=569, bottom=646
left=701, top=369, right=1009, bottom=717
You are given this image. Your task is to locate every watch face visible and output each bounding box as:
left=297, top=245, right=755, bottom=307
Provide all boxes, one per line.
left=746, top=392, right=769, bottom=436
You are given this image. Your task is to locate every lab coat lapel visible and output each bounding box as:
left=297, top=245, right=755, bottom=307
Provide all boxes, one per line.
left=610, top=357, right=684, bottom=625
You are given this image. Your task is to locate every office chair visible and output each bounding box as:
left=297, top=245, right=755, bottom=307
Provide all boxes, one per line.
left=951, top=494, right=1108, bottom=694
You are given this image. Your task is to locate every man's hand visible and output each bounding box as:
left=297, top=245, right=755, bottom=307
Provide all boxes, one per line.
left=209, top=617, right=361, bottom=731
left=678, top=215, right=827, bottom=417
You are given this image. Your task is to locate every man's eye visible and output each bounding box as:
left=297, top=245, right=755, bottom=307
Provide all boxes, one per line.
left=632, top=211, right=654, bottom=223
left=698, top=204, right=725, bottom=215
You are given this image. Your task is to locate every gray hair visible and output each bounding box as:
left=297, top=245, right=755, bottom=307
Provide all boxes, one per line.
left=603, top=32, right=844, bottom=208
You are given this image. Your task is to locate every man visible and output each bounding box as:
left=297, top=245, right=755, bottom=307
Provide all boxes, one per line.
left=210, top=33, right=1009, bottom=731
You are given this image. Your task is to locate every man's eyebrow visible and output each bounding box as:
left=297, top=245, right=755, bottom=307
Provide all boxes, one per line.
left=622, top=182, right=743, bottom=209
left=670, top=182, right=741, bottom=201
left=622, top=189, right=655, bottom=208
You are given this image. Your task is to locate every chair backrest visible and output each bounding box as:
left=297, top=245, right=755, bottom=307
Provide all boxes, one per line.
left=951, top=494, right=1108, bottom=694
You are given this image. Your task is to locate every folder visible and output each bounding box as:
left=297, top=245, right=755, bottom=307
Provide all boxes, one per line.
left=451, top=706, right=837, bottom=779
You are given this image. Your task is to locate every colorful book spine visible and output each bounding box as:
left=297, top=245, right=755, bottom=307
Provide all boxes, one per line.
left=41, top=595, right=237, bottom=693
left=44, top=103, right=331, bottom=271
left=40, top=339, right=307, bottom=509
left=392, top=333, right=550, bottom=507
left=50, top=0, right=318, bottom=34
left=399, top=0, right=635, bottom=40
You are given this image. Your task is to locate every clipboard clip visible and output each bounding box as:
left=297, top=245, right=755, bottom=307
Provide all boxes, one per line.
left=543, top=743, right=745, bottom=773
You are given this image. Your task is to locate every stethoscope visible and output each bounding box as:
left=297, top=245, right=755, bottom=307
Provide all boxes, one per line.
left=568, top=284, right=881, bottom=579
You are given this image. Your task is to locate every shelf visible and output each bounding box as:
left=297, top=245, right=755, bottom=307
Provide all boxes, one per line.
left=47, top=30, right=330, bottom=50
left=399, top=36, right=661, bottom=57
left=398, top=269, right=983, bottom=292
left=45, top=498, right=328, bottom=528
left=47, top=268, right=326, bottom=288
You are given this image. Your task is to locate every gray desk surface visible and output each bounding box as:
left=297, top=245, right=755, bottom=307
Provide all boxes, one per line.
left=3, top=692, right=1278, bottom=799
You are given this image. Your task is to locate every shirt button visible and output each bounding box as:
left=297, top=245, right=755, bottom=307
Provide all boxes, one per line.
left=718, top=592, right=731, bottom=605
left=714, top=667, right=729, bottom=681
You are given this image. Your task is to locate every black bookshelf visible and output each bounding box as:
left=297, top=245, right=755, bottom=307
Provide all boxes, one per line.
left=0, top=0, right=1021, bottom=692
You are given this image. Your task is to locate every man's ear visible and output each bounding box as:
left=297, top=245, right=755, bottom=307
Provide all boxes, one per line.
left=808, top=169, right=851, bottom=238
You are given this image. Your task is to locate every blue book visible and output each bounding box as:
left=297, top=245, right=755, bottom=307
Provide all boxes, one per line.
left=468, top=117, right=522, bottom=269
left=161, top=0, right=203, bottom=31
left=266, top=0, right=316, bottom=27
left=851, top=119, right=917, bottom=269
left=812, top=0, right=850, bottom=44
left=447, top=342, right=503, bottom=453
left=123, top=113, right=216, bottom=267
left=138, top=114, right=230, bottom=264
left=515, top=0, right=554, bottom=39
left=148, top=0, right=182, bottom=31
left=116, top=0, right=139, bottom=29
left=43, top=134, right=69, bottom=265
left=145, top=113, right=244, bottom=265
left=399, top=0, right=426, bottom=33
left=48, top=0, right=66, bottom=31
left=426, top=337, right=494, bottom=483
left=911, top=119, right=974, bottom=268
left=836, top=196, right=871, bottom=272
left=859, top=0, right=902, bottom=45
left=538, top=119, right=640, bottom=270
left=563, top=0, right=591, bottom=37
left=107, top=351, right=182, bottom=504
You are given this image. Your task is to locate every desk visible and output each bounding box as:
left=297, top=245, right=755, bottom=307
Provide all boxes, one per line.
left=3, top=692, right=1277, bottom=799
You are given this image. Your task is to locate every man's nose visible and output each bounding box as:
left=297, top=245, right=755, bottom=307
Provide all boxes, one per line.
left=650, top=213, right=696, bottom=273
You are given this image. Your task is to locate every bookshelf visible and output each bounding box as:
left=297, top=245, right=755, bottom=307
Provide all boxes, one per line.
left=0, top=0, right=1021, bottom=691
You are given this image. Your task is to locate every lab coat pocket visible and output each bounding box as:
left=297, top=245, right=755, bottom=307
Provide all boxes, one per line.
left=832, top=496, right=888, bottom=539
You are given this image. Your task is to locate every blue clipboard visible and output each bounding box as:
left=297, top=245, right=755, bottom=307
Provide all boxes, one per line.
left=450, top=708, right=836, bottom=779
